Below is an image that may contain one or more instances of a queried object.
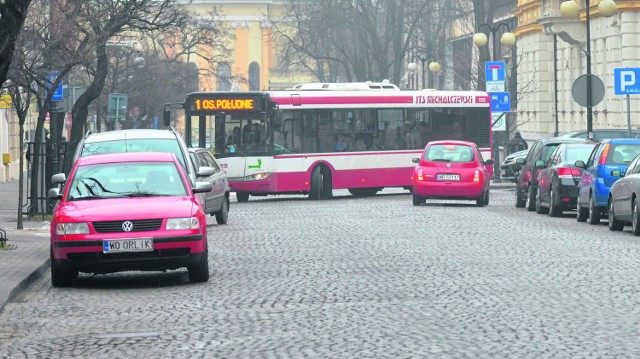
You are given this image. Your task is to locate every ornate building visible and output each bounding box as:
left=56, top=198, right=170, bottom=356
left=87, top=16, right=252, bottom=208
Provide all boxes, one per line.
left=182, top=0, right=313, bottom=91
left=516, top=0, right=640, bottom=139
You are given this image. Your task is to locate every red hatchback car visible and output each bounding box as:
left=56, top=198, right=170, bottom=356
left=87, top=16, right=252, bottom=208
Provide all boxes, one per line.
left=411, top=140, right=493, bottom=206
left=48, top=152, right=213, bottom=287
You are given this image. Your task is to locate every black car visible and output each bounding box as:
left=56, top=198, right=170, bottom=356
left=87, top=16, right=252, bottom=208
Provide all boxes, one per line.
left=515, top=137, right=591, bottom=211
left=534, top=142, right=597, bottom=216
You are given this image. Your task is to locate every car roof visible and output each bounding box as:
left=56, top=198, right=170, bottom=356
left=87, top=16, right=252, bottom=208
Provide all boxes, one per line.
left=75, top=152, right=178, bottom=166
left=537, top=137, right=593, bottom=145
left=599, top=138, right=640, bottom=144
left=426, top=140, right=476, bottom=147
left=84, top=129, right=176, bottom=143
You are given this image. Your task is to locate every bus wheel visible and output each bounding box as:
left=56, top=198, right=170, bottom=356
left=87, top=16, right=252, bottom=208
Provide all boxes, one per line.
left=309, top=166, right=332, bottom=200
left=236, top=192, right=250, bottom=203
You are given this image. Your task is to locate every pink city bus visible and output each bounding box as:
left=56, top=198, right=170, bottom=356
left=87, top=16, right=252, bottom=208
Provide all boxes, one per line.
left=182, top=83, right=492, bottom=202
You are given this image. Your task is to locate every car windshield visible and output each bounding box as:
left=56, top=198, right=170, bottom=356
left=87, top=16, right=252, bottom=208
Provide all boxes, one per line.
left=565, top=145, right=595, bottom=163
left=67, top=162, right=187, bottom=201
left=425, top=144, right=474, bottom=163
left=81, top=139, right=186, bottom=168
left=607, top=144, right=640, bottom=164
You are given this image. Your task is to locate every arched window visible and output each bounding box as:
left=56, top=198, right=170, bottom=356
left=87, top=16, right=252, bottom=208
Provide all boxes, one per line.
left=217, top=63, right=231, bottom=91
left=248, top=62, right=260, bottom=91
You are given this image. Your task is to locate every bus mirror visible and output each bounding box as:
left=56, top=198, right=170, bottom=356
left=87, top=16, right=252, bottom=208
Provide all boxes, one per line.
left=163, top=110, right=171, bottom=127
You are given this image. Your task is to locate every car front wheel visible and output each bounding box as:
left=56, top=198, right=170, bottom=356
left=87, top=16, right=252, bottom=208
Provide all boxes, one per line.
left=188, top=244, right=210, bottom=283
left=215, top=196, right=230, bottom=225
left=577, top=198, right=588, bottom=222
left=515, top=183, right=526, bottom=208
left=50, top=248, right=77, bottom=288
left=526, top=185, right=536, bottom=212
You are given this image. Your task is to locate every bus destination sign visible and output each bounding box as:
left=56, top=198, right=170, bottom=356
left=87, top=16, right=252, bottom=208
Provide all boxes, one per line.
left=186, top=93, right=268, bottom=114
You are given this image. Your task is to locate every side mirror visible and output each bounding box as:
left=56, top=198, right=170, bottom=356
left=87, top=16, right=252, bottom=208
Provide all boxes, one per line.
left=484, top=159, right=494, bottom=165
left=575, top=160, right=586, bottom=169
left=51, top=173, right=66, bottom=184
left=412, top=158, right=420, bottom=164
left=535, top=160, right=545, bottom=168
left=516, top=157, right=526, bottom=165
left=611, top=169, right=623, bottom=177
left=48, top=188, right=62, bottom=200
left=193, top=182, right=213, bottom=193
left=197, top=166, right=215, bottom=178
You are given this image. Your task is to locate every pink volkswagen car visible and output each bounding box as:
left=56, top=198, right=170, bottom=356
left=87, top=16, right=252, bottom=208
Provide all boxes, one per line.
left=411, top=140, right=493, bottom=206
left=48, top=152, right=212, bottom=287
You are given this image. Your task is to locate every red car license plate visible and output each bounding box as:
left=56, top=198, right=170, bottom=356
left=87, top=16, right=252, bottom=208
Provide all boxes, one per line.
left=436, top=174, right=460, bottom=181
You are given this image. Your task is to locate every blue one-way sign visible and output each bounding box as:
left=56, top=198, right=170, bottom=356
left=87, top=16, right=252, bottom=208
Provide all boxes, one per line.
left=614, top=68, right=640, bottom=95
left=490, top=92, right=510, bottom=112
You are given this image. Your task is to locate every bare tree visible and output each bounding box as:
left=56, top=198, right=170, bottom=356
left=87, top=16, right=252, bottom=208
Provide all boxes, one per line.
left=271, top=0, right=443, bottom=85
left=65, top=0, right=189, bottom=172
left=0, top=0, right=34, bottom=88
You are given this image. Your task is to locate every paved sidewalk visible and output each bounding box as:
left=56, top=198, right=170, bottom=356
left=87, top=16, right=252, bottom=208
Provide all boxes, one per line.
left=0, top=175, right=50, bottom=315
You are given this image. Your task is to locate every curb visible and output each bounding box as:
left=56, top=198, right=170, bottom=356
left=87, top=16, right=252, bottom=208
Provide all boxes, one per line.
left=0, top=259, right=50, bottom=315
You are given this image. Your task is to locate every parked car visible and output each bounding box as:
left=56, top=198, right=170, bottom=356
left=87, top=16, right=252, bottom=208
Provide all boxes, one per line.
left=576, top=138, right=640, bottom=224
left=515, top=137, right=590, bottom=211
left=607, top=154, right=640, bottom=234
left=500, top=148, right=530, bottom=182
left=534, top=142, right=596, bottom=216
left=73, top=128, right=214, bottom=187
left=559, top=129, right=639, bottom=141
left=411, top=140, right=493, bottom=206
left=189, top=148, right=231, bottom=223
left=48, top=152, right=213, bottom=287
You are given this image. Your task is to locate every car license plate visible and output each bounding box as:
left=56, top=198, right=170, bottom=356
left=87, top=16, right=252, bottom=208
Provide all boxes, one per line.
left=436, top=174, right=460, bottom=181
left=103, top=238, right=153, bottom=253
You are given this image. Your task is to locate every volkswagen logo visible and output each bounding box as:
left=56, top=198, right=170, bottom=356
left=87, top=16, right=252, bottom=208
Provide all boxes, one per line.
left=446, top=163, right=451, bottom=168
left=122, top=221, right=134, bottom=232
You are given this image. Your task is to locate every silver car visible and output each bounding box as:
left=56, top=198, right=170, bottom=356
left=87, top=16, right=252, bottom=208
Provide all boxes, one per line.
left=189, top=148, right=231, bottom=224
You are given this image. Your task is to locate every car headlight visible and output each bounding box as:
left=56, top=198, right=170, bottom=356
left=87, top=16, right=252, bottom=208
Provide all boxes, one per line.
left=245, top=172, right=272, bottom=181
left=56, top=222, right=90, bottom=235
left=166, top=217, right=200, bottom=230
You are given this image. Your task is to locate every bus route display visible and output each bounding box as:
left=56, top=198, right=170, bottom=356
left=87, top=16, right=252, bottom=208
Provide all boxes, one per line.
left=185, top=93, right=269, bottom=115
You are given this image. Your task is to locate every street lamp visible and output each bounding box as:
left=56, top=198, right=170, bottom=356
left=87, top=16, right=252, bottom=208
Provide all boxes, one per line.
left=407, top=55, right=441, bottom=90
left=473, top=23, right=516, bottom=181
left=560, top=0, right=617, bottom=140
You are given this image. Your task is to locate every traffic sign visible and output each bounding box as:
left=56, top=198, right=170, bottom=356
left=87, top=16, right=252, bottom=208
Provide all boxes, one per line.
left=492, top=112, right=506, bottom=132
left=485, top=61, right=506, bottom=82
left=490, top=92, right=510, bottom=113
left=486, top=81, right=505, bottom=92
left=107, top=93, right=128, bottom=122
left=614, top=68, right=640, bottom=95
left=46, top=72, right=64, bottom=101
left=572, top=74, right=605, bottom=107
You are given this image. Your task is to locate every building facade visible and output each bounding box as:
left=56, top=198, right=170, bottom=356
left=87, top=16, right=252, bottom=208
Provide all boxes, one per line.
left=515, top=0, right=640, bottom=140
left=182, top=0, right=313, bottom=91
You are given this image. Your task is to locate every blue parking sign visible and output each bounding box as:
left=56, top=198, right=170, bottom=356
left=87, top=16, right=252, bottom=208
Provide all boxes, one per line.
left=490, top=92, right=510, bottom=112
left=614, top=68, right=640, bottom=95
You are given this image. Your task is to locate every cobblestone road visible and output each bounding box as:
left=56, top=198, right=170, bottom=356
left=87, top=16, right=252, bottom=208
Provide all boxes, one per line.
left=1, top=188, right=640, bottom=358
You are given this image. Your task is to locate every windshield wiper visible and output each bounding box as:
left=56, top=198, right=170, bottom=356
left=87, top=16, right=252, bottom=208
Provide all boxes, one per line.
left=70, top=195, right=102, bottom=201
left=431, top=158, right=451, bottom=162
left=124, top=191, right=161, bottom=197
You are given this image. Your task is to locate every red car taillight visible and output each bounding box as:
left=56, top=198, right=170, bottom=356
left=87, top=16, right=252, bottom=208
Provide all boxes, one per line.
left=599, top=143, right=610, bottom=165
left=473, top=169, right=481, bottom=182
left=557, top=167, right=581, bottom=179
left=417, top=168, right=425, bottom=181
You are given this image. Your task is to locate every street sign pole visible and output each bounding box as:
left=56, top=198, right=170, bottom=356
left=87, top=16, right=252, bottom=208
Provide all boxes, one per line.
left=115, top=96, right=120, bottom=131
left=628, top=95, right=632, bottom=137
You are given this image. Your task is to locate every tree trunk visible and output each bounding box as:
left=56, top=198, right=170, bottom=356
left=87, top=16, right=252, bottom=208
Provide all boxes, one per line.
left=67, top=40, right=109, bottom=173
left=0, top=0, right=33, bottom=87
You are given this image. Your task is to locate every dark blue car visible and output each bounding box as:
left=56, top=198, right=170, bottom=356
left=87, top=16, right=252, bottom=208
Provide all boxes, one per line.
left=576, top=138, right=640, bottom=224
